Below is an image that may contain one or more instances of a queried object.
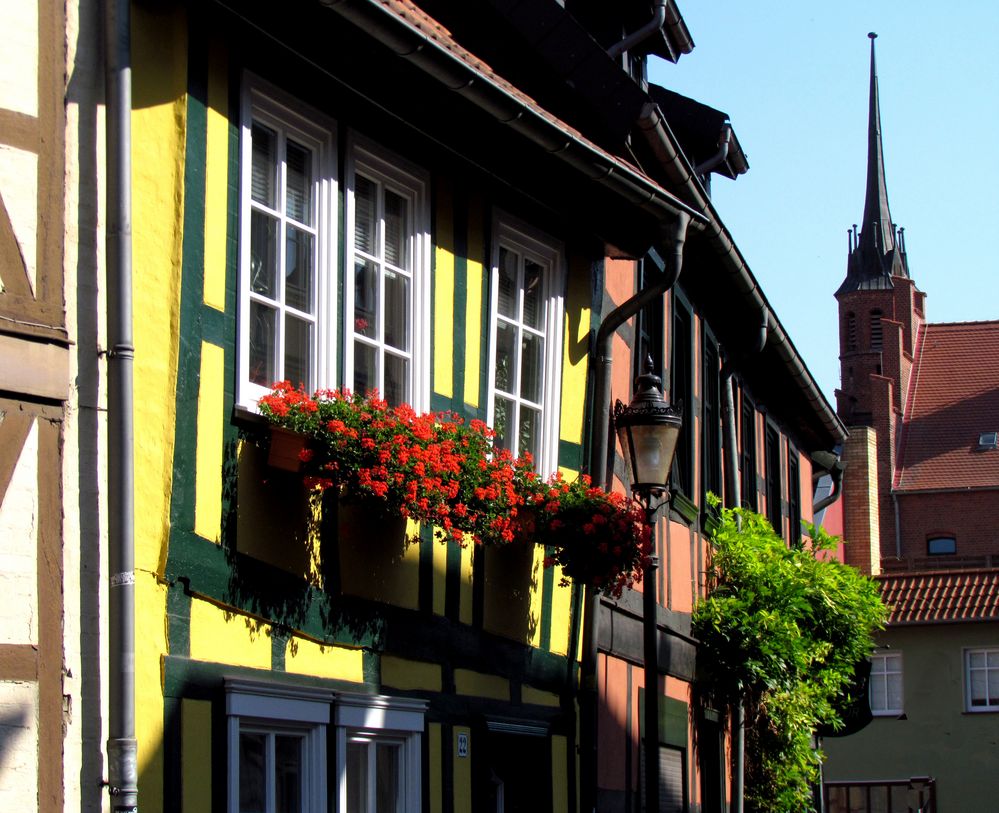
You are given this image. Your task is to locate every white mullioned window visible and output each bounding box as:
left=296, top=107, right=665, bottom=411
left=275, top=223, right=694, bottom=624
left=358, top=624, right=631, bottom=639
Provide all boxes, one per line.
left=487, top=216, right=565, bottom=475
left=238, top=78, right=336, bottom=408
left=869, top=651, right=903, bottom=716
left=965, top=647, right=999, bottom=712
left=225, top=679, right=333, bottom=813
left=336, top=693, right=427, bottom=813
left=344, top=137, right=430, bottom=411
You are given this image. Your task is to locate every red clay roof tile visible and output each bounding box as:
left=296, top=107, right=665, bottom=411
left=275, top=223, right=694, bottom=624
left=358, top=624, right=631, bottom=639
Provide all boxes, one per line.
left=877, top=568, right=999, bottom=624
left=895, top=321, right=999, bottom=492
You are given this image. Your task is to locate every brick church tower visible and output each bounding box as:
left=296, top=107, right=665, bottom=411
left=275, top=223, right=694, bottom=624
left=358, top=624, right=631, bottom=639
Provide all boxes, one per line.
left=834, top=33, right=927, bottom=572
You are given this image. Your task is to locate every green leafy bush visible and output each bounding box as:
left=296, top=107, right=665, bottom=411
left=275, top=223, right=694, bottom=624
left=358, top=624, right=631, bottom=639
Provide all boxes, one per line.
left=693, top=497, right=886, bottom=812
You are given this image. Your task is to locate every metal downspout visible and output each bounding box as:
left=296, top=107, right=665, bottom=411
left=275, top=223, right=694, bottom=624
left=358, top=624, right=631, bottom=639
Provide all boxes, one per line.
left=105, top=0, right=137, bottom=809
left=637, top=103, right=845, bottom=447
left=694, top=122, right=732, bottom=179
left=580, top=211, right=690, bottom=813
left=813, top=462, right=845, bottom=514
left=606, top=0, right=666, bottom=61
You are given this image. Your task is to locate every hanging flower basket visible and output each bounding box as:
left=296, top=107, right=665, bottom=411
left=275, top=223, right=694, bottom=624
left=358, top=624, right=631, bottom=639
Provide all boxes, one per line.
left=536, top=476, right=653, bottom=599
left=255, top=383, right=652, bottom=597
left=267, top=426, right=309, bottom=473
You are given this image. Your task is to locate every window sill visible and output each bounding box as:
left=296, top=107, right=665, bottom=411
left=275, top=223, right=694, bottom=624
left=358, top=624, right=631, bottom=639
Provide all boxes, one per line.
left=669, top=491, right=698, bottom=526
left=232, top=404, right=267, bottom=433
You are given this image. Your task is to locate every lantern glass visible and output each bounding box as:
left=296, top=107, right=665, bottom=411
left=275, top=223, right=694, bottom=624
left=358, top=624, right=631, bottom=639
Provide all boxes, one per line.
left=618, top=419, right=681, bottom=492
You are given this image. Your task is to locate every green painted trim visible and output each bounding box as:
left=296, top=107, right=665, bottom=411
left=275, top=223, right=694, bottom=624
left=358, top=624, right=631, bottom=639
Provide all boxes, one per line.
left=163, top=654, right=375, bottom=700
left=271, top=628, right=288, bottom=671
left=167, top=579, right=192, bottom=658
left=430, top=393, right=453, bottom=414
left=638, top=688, right=688, bottom=748
left=670, top=491, right=699, bottom=525
left=557, top=439, right=583, bottom=472
left=474, top=196, right=490, bottom=422
left=363, top=650, right=380, bottom=686
left=168, top=48, right=211, bottom=537
left=539, top=547, right=554, bottom=651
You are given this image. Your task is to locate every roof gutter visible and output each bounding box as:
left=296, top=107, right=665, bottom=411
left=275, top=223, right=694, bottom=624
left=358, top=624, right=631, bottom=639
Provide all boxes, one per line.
left=607, top=0, right=666, bottom=61
left=317, top=0, right=705, bottom=227
left=637, top=102, right=846, bottom=449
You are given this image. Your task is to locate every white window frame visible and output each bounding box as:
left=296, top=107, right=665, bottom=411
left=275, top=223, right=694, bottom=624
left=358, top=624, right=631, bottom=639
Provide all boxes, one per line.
left=237, top=75, right=337, bottom=409
left=869, top=651, right=904, bottom=716
left=486, top=215, right=565, bottom=476
left=225, top=678, right=334, bottom=813
left=335, top=693, right=427, bottom=813
left=965, top=647, right=999, bottom=712
left=343, top=134, right=431, bottom=412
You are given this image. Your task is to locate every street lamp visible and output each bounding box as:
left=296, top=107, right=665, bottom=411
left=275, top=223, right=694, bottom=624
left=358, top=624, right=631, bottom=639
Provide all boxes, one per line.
left=613, top=357, right=682, bottom=813
left=614, top=358, right=683, bottom=503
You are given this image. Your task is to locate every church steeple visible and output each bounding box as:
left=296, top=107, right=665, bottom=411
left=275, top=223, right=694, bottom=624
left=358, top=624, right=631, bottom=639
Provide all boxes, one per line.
left=837, top=33, right=909, bottom=296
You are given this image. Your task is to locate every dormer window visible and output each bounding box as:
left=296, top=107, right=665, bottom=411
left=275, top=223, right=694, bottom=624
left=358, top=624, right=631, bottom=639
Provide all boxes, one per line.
left=978, top=431, right=999, bottom=451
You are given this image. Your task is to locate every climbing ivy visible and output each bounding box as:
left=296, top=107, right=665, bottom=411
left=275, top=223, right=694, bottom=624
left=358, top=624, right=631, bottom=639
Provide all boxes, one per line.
left=693, top=497, right=887, bottom=812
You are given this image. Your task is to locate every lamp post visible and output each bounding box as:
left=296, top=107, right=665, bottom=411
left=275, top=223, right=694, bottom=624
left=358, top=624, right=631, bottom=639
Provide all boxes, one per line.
left=614, top=358, right=682, bottom=813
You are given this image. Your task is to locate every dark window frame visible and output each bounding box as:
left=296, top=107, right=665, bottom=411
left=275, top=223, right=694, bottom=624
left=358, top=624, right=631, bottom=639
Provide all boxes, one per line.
left=740, top=390, right=758, bottom=511
left=764, top=421, right=783, bottom=535
left=787, top=445, right=801, bottom=546
left=701, top=328, right=722, bottom=508
left=669, top=291, right=694, bottom=500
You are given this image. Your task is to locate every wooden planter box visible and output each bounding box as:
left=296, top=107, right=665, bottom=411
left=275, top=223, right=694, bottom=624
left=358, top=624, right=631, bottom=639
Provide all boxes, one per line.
left=267, top=426, right=308, bottom=472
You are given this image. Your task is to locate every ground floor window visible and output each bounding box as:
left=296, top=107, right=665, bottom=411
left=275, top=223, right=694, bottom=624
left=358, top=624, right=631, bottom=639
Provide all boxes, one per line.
left=336, top=693, right=427, bottom=813
left=966, top=647, right=999, bottom=711
left=226, top=679, right=333, bottom=813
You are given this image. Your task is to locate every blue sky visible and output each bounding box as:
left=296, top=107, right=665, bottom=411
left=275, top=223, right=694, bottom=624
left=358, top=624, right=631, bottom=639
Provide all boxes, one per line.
left=648, top=2, right=999, bottom=404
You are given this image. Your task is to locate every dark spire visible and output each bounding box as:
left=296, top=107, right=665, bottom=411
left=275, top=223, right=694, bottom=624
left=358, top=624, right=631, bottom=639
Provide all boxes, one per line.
left=837, top=33, right=909, bottom=296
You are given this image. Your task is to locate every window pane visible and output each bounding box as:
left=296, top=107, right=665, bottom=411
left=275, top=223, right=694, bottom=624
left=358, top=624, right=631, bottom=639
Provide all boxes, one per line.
left=250, top=211, right=278, bottom=298
left=384, top=189, right=407, bottom=268
left=354, top=341, right=377, bottom=396
left=275, top=735, right=303, bottom=813
left=285, top=227, right=314, bottom=314
left=384, top=353, right=408, bottom=408
left=988, top=667, right=999, bottom=703
left=251, top=123, right=276, bottom=207
left=970, top=651, right=986, bottom=669
left=354, top=260, right=378, bottom=339
left=376, top=743, right=402, bottom=813
left=285, top=315, right=312, bottom=391
left=523, top=259, right=544, bottom=329
left=520, top=332, right=543, bottom=403
left=346, top=742, right=367, bottom=813
left=239, top=732, right=267, bottom=813
left=494, top=321, right=516, bottom=394
left=355, top=175, right=376, bottom=256
left=869, top=673, right=886, bottom=711
left=970, top=668, right=987, bottom=704
left=249, top=302, right=277, bottom=386
left=886, top=674, right=902, bottom=711
left=384, top=270, right=409, bottom=351
left=519, top=406, right=540, bottom=461
left=285, top=140, right=312, bottom=225
left=494, top=396, right=515, bottom=453
left=987, top=650, right=999, bottom=668
left=497, top=247, right=518, bottom=318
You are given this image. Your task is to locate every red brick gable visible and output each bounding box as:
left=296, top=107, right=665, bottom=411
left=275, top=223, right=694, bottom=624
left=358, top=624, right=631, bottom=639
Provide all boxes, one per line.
left=878, top=568, right=999, bottom=625
left=894, top=320, right=999, bottom=492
